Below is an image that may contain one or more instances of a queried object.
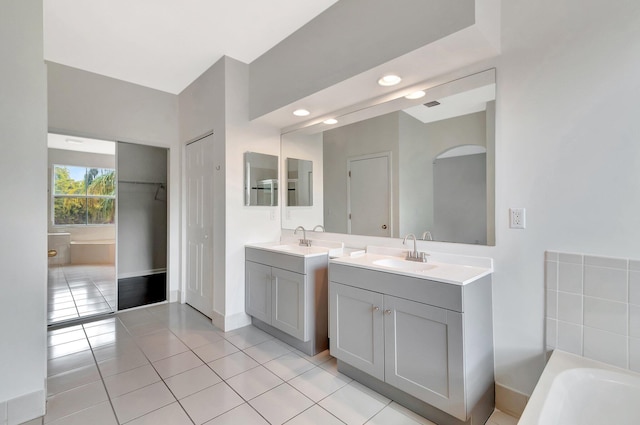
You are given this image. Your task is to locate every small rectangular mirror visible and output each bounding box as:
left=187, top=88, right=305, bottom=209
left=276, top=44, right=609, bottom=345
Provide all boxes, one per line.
left=286, top=158, right=313, bottom=206
left=244, top=152, right=279, bottom=206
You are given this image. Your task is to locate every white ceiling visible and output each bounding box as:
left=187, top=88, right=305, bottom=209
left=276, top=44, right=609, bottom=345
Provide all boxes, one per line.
left=44, top=0, right=339, bottom=94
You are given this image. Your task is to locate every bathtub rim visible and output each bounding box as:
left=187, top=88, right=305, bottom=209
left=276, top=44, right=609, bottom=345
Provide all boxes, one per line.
left=518, top=349, right=640, bottom=425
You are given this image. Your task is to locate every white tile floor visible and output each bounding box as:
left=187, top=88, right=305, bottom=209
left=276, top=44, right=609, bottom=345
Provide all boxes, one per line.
left=48, top=264, right=116, bottom=325
left=31, top=303, right=518, bottom=425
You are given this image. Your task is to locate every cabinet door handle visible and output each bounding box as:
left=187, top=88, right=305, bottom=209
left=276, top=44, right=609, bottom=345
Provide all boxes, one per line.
left=384, top=309, right=392, bottom=315
left=372, top=306, right=380, bottom=312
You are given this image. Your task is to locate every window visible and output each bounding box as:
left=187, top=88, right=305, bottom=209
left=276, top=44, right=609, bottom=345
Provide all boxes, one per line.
left=53, top=165, right=116, bottom=225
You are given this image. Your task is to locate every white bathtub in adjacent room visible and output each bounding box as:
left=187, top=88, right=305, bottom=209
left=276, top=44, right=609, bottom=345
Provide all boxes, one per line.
left=70, top=239, right=116, bottom=264
left=519, top=350, right=640, bottom=425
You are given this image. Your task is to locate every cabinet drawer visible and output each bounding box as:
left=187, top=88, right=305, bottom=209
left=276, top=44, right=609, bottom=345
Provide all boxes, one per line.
left=246, top=247, right=305, bottom=274
left=329, top=263, right=463, bottom=312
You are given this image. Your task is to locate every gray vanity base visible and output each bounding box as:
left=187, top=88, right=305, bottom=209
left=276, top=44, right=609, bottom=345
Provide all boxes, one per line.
left=252, top=317, right=328, bottom=356
left=338, top=361, right=494, bottom=425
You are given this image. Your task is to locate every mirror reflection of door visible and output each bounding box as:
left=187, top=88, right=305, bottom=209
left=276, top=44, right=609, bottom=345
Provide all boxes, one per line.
left=47, top=133, right=117, bottom=326
left=347, top=153, right=391, bottom=237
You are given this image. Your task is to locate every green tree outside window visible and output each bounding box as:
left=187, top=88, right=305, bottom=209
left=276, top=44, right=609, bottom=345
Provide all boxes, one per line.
left=53, top=165, right=116, bottom=225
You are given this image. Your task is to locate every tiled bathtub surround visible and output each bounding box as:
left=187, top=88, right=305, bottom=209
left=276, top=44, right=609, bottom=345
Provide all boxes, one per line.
left=545, top=251, right=640, bottom=372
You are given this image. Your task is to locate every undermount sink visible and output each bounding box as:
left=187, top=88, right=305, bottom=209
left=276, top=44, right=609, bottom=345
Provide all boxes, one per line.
left=372, top=258, right=437, bottom=272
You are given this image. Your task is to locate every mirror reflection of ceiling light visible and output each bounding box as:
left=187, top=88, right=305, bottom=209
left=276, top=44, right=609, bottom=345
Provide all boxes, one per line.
left=377, top=74, right=402, bottom=86
left=323, top=118, right=338, bottom=125
left=293, top=109, right=310, bottom=117
left=65, top=138, right=84, bottom=144
left=405, top=90, right=426, bottom=100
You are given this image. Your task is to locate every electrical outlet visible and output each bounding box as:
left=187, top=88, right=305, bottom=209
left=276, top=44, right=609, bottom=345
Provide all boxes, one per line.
left=510, top=208, right=526, bottom=229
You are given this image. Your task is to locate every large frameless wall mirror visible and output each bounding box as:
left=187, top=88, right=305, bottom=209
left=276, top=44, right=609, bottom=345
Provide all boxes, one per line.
left=281, top=69, right=496, bottom=245
left=244, top=152, right=279, bottom=206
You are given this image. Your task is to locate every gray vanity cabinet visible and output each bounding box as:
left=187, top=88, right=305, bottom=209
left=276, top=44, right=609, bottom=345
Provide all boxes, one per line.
left=329, top=263, right=493, bottom=425
left=245, top=247, right=329, bottom=355
left=330, top=284, right=385, bottom=380
left=330, top=283, right=465, bottom=418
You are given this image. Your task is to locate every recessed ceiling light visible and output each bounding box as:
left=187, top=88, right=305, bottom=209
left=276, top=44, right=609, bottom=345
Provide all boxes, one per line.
left=405, top=90, right=426, bottom=100
left=293, top=109, right=310, bottom=117
left=65, top=138, right=84, bottom=145
left=377, top=74, right=402, bottom=86
left=323, top=118, right=338, bottom=125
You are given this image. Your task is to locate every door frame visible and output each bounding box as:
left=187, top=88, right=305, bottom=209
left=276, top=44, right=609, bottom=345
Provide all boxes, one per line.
left=182, top=131, right=214, bottom=314
left=346, top=151, right=392, bottom=236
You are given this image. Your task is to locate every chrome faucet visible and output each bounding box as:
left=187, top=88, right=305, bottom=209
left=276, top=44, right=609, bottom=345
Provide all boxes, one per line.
left=402, top=233, right=429, bottom=262
left=421, top=231, right=433, bottom=241
left=294, top=226, right=311, bottom=247
left=313, top=224, right=325, bottom=232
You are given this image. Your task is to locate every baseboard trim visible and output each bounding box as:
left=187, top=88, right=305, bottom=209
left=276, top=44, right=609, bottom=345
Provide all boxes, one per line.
left=211, top=311, right=251, bottom=332
left=495, top=383, right=529, bottom=419
left=4, top=388, right=45, bottom=425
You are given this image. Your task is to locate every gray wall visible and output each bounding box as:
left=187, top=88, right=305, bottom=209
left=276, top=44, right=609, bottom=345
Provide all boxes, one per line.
left=117, top=143, right=168, bottom=276
left=399, top=111, right=433, bottom=236
left=178, top=57, right=227, bottom=319
left=0, top=0, right=47, bottom=418
left=433, top=153, right=487, bottom=244
left=48, top=62, right=178, bottom=146
left=249, top=0, right=475, bottom=118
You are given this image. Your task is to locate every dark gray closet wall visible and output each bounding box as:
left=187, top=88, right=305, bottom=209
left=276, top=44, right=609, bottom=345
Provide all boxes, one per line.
left=117, top=142, right=168, bottom=275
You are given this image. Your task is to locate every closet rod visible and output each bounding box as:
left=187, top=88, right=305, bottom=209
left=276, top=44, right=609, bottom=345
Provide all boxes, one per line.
left=119, top=180, right=165, bottom=185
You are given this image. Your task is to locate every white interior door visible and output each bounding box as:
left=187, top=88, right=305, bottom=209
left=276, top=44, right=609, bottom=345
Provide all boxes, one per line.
left=185, top=135, right=214, bottom=317
left=348, top=153, right=391, bottom=237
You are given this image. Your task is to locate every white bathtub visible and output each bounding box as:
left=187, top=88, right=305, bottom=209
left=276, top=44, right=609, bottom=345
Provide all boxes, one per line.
left=519, top=350, right=640, bottom=425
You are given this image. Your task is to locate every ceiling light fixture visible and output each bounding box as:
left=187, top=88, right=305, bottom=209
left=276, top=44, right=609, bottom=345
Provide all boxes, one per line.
left=65, top=138, right=84, bottom=145
left=377, top=74, right=402, bottom=86
left=405, top=90, right=426, bottom=100
left=293, top=109, right=310, bottom=117
left=323, top=118, right=338, bottom=125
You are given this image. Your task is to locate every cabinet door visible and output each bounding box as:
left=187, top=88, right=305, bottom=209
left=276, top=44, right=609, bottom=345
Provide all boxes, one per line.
left=271, top=268, right=308, bottom=341
left=330, top=283, right=384, bottom=380
left=384, top=295, right=465, bottom=420
left=245, top=261, right=272, bottom=324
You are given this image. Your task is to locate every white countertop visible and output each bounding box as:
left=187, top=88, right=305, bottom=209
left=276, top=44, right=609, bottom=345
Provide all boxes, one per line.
left=330, top=250, right=493, bottom=285
left=245, top=239, right=358, bottom=258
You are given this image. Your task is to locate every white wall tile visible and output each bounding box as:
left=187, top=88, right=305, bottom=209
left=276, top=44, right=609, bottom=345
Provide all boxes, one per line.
left=546, top=290, right=557, bottom=319
left=557, top=292, right=582, bottom=324
left=558, top=253, right=582, bottom=264
left=630, top=304, right=640, bottom=339
left=546, top=319, right=557, bottom=349
left=557, top=321, right=582, bottom=355
left=583, top=297, right=627, bottom=335
left=0, top=401, right=6, bottom=424
left=629, top=271, right=640, bottom=306
left=584, top=266, right=628, bottom=302
left=545, top=261, right=557, bottom=290
left=584, top=255, right=627, bottom=269
left=629, top=260, right=640, bottom=272
left=558, top=263, right=583, bottom=294
left=583, top=327, right=627, bottom=369
left=630, top=338, right=640, bottom=373
left=545, top=251, right=558, bottom=262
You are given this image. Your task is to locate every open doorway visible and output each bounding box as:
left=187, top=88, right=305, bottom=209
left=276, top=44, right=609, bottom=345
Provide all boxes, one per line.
left=47, top=133, right=117, bottom=325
